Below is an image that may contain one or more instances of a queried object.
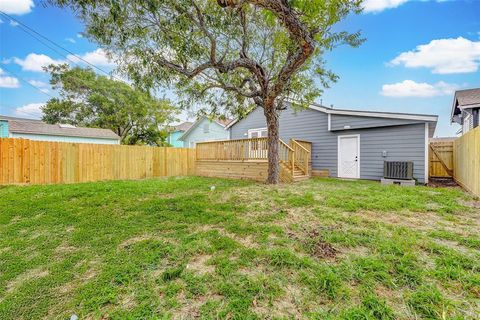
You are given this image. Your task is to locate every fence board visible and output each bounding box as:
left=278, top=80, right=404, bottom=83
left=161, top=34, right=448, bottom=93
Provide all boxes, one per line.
left=429, top=140, right=454, bottom=178
left=0, top=138, right=196, bottom=185
left=453, top=127, right=480, bottom=197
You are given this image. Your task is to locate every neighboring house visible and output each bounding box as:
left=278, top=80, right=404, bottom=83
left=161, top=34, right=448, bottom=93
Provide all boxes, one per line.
left=0, top=115, right=120, bottom=144
left=227, top=103, right=437, bottom=184
left=179, top=117, right=231, bottom=148
left=451, top=88, right=480, bottom=135
left=166, top=122, right=193, bottom=147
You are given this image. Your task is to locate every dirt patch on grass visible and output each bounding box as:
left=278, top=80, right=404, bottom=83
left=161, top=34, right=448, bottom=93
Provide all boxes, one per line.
left=173, top=293, right=223, bottom=319
left=253, top=284, right=304, bottom=319
left=118, top=291, right=137, bottom=310
left=195, top=225, right=259, bottom=249
left=186, top=254, right=215, bottom=275
left=305, top=229, right=338, bottom=259
left=55, top=243, right=78, bottom=255
left=433, top=238, right=475, bottom=255
left=119, top=234, right=171, bottom=249
left=460, top=199, right=480, bottom=209
left=338, top=245, right=370, bottom=259
left=354, top=210, right=477, bottom=235
left=374, top=284, right=412, bottom=318
left=56, top=260, right=100, bottom=296
left=0, top=246, right=11, bottom=254
left=7, top=268, right=49, bottom=293
left=288, top=228, right=339, bottom=260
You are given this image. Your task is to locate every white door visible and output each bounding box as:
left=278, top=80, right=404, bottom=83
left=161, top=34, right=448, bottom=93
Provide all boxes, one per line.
left=338, top=135, right=360, bottom=179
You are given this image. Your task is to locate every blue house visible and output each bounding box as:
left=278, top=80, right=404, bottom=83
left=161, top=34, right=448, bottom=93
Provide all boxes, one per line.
left=166, top=122, right=193, bottom=147
left=0, top=115, right=120, bottom=144
left=179, top=117, right=231, bottom=148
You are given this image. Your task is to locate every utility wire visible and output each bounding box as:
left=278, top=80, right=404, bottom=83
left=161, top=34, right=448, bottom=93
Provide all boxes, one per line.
left=1, top=64, right=55, bottom=99
left=0, top=11, right=122, bottom=81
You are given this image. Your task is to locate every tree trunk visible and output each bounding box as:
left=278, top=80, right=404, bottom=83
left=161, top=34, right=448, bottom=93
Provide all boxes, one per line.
left=265, top=106, right=280, bottom=184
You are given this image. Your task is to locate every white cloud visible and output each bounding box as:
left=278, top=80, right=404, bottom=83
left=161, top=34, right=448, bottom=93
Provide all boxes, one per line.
left=28, top=79, right=49, bottom=93
left=0, top=68, right=20, bottom=88
left=77, top=33, right=83, bottom=38
left=65, top=37, right=76, bottom=44
left=12, top=49, right=115, bottom=76
left=28, top=79, right=48, bottom=87
left=14, top=103, right=45, bottom=118
left=14, top=53, right=64, bottom=72
left=67, top=49, right=115, bottom=67
left=380, top=80, right=458, bottom=98
left=0, top=0, right=34, bottom=15
left=9, top=20, right=19, bottom=27
left=363, top=0, right=410, bottom=13
left=390, top=37, right=480, bottom=74
left=0, top=76, right=20, bottom=88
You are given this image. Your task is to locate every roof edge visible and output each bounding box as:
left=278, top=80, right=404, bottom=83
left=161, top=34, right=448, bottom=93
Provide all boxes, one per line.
left=226, top=102, right=438, bottom=129
left=178, top=116, right=229, bottom=141
left=9, top=129, right=120, bottom=140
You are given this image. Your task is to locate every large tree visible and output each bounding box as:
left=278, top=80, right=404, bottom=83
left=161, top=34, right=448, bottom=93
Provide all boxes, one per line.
left=52, top=0, right=363, bottom=183
left=42, top=64, right=176, bottom=146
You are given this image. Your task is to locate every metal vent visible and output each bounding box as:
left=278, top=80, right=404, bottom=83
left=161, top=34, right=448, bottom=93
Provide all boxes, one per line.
left=384, top=161, right=414, bottom=180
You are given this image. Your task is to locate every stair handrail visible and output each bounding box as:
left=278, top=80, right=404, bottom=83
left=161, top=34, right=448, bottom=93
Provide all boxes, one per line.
left=291, top=139, right=310, bottom=153
left=290, top=139, right=310, bottom=176
left=279, top=139, right=295, bottom=178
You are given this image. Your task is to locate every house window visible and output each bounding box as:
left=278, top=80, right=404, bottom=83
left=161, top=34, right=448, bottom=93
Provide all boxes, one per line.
left=203, top=123, right=210, bottom=133
left=248, top=128, right=268, bottom=138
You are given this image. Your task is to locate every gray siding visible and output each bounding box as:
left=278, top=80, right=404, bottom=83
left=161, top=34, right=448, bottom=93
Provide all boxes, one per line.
left=230, top=106, right=428, bottom=183
left=331, top=114, right=425, bottom=131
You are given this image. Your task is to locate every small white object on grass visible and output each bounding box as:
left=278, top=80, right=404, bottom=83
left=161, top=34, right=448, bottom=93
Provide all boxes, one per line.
left=70, top=315, right=78, bottom=320
left=210, top=186, right=216, bottom=191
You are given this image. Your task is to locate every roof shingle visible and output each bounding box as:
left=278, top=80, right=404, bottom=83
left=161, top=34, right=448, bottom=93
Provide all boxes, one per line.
left=455, top=88, right=480, bottom=107
left=171, top=121, right=193, bottom=132
left=6, top=118, right=120, bottom=140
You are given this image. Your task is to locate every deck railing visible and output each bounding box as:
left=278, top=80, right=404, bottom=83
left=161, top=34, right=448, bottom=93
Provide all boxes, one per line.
left=197, top=137, right=310, bottom=165
left=291, top=139, right=310, bottom=175
left=196, top=137, right=311, bottom=180
left=279, top=139, right=295, bottom=169
left=196, top=137, right=269, bottom=161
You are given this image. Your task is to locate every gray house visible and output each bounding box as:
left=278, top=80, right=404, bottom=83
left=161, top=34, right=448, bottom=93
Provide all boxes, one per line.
left=227, top=103, right=437, bottom=184
left=451, top=88, right=479, bottom=135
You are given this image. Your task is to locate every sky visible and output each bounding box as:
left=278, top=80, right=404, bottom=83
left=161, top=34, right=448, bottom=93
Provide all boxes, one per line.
left=0, top=0, right=479, bottom=137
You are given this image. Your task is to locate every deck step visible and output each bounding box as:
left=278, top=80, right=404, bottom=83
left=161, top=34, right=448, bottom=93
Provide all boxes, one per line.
left=293, top=175, right=309, bottom=181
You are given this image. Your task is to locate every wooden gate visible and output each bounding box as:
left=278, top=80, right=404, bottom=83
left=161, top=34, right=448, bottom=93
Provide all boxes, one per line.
left=429, top=139, right=454, bottom=178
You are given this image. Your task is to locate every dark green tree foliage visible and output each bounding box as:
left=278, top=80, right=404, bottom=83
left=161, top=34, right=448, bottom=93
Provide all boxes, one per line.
left=42, top=65, right=176, bottom=146
left=51, top=0, right=363, bottom=183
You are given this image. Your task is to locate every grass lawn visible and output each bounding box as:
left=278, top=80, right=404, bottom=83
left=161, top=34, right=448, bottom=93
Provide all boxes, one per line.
left=0, top=177, right=479, bottom=319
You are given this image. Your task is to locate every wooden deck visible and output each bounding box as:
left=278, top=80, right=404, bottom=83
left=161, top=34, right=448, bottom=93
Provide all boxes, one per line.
left=195, top=138, right=312, bottom=183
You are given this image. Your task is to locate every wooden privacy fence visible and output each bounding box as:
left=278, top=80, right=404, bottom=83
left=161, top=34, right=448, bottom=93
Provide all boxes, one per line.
left=429, top=139, right=454, bottom=178
left=0, top=138, right=195, bottom=185
left=453, top=127, right=480, bottom=197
